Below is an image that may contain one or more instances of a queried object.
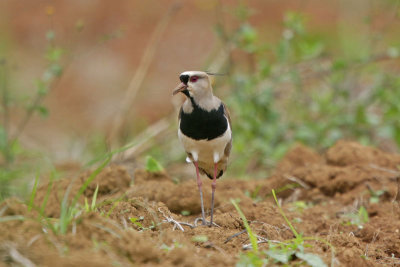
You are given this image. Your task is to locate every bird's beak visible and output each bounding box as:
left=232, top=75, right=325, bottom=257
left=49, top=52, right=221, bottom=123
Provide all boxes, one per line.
left=172, top=82, right=188, bottom=96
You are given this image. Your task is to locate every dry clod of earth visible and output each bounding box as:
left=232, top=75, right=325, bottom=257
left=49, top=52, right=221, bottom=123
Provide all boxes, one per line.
left=1, top=141, right=400, bottom=266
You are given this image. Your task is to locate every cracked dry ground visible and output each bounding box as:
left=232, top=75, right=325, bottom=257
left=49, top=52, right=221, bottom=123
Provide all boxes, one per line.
left=1, top=140, right=400, bottom=266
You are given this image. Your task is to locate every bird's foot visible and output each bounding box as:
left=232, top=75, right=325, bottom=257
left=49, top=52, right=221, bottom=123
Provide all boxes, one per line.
left=193, top=217, right=220, bottom=227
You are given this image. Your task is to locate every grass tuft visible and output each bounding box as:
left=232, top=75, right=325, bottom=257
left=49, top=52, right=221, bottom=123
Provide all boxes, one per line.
left=71, top=157, right=110, bottom=208
left=0, top=215, right=25, bottom=223
left=272, top=189, right=299, bottom=238
left=91, top=184, right=99, bottom=211
left=231, top=198, right=258, bottom=253
left=40, top=171, right=55, bottom=216
left=270, top=189, right=335, bottom=266
left=28, top=171, right=40, bottom=211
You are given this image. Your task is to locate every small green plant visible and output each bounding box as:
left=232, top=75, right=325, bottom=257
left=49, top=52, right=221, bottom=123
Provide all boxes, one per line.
left=265, top=241, right=327, bottom=267
left=269, top=189, right=332, bottom=266
left=367, top=187, right=386, bottom=204
left=236, top=251, right=268, bottom=267
left=231, top=199, right=258, bottom=253
left=289, top=201, right=312, bottom=213
left=160, top=242, right=183, bottom=252
left=58, top=183, right=73, bottom=234
left=129, top=216, right=144, bottom=229
left=84, top=184, right=99, bottom=212
left=57, top=158, right=110, bottom=235
left=271, top=190, right=299, bottom=239
left=105, top=200, right=120, bottom=218
left=129, top=216, right=158, bottom=231
left=71, top=158, right=110, bottom=208
left=232, top=198, right=268, bottom=267
left=27, top=158, right=111, bottom=235
left=191, top=235, right=208, bottom=243
left=40, top=171, right=55, bottom=216
left=145, top=155, right=164, bottom=172
left=245, top=185, right=262, bottom=203
left=232, top=195, right=331, bottom=267
left=27, top=171, right=40, bottom=212
left=180, top=210, right=190, bottom=216
left=342, top=206, right=369, bottom=228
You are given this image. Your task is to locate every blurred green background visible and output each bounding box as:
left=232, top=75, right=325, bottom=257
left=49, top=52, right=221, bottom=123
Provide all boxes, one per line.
left=1, top=0, right=400, bottom=199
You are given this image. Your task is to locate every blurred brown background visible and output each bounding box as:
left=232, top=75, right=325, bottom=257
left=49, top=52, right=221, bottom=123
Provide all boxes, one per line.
left=0, top=0, right=399, bottom=163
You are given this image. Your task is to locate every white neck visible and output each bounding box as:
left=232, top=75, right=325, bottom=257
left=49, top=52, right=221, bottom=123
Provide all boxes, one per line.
left=192, top=93, right=220, bottom=112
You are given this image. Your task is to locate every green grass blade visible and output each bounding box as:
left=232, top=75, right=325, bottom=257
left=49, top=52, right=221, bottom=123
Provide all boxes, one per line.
left=106, top=200, right=119, bottom=218
left=84, top=140, right=138, bottom=167
left=40, top=171, right=55, bottom=216
left=71, top=157, right=110, bottom=208
left=0, top=215, right=25, bottom=222
left=272, top=189, right=299, bottom=239
left=91, top=184, right=99, bottom=210
left=28, top=171, right=40, bottom=211
left=42, top=216, right=58, bottom=234
left=59, top=183, right=73, bottom=235
left=231, top=199, right=258, bottom=253
left=145, top=156, right=164, bottom=172
left=84, top=197, right=89, bottom=212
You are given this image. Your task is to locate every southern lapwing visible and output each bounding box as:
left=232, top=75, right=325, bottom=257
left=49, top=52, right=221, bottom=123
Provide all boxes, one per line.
left=172, top=71, right=232, bottom=227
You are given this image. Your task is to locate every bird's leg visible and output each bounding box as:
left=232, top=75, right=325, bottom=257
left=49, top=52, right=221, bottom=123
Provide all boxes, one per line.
left=194, top=162, right=206, bottom=225
left=210, top=163, right=218, bottom=227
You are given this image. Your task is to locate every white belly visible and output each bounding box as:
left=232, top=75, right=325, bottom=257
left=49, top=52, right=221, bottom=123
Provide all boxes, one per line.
left=178, top=125, right=231, bottom=164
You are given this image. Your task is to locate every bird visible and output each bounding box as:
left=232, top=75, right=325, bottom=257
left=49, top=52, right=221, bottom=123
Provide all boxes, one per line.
left=172, top=70, right=232, bottom=227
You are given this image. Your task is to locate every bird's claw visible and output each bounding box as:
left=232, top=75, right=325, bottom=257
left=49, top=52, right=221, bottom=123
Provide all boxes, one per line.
left=194, top=217, right=220, bottom=227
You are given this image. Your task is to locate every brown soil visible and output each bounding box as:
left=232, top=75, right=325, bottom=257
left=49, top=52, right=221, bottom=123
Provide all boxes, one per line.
left=2, top=140, right=400, bottom=266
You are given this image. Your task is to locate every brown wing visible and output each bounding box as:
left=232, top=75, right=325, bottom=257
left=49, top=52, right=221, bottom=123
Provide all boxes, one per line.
left=222, top=101, right=232, bottom=158
left=224, top=138, right=232, bottom=158
left=222, top=102, right=232, bottom=127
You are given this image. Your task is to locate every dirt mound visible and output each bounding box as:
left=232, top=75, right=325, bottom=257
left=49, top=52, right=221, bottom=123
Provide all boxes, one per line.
left=326, top=140, right=400, bottom=168
left=275, top=143, right=324, bottom=172
left=2, top=140, right=400, bottom=266
left=34, top=164, right=131, bottom=217
left=273, top=141, right=400, bottom=204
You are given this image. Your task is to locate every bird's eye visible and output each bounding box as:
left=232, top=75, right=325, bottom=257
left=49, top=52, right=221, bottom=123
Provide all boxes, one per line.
left=190, top=76, right=199, bottom=83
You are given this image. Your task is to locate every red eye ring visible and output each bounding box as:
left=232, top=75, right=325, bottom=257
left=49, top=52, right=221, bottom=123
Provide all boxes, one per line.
left=190, top=76, right=198, bottom=83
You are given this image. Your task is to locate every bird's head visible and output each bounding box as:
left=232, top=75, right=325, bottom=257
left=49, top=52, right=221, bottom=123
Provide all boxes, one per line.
left=172, top=71, right=212, bottom=98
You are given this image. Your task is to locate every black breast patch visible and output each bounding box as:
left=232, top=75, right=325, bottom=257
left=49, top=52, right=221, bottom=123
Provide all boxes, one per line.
left=179, top=101, right=228, bottom=141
